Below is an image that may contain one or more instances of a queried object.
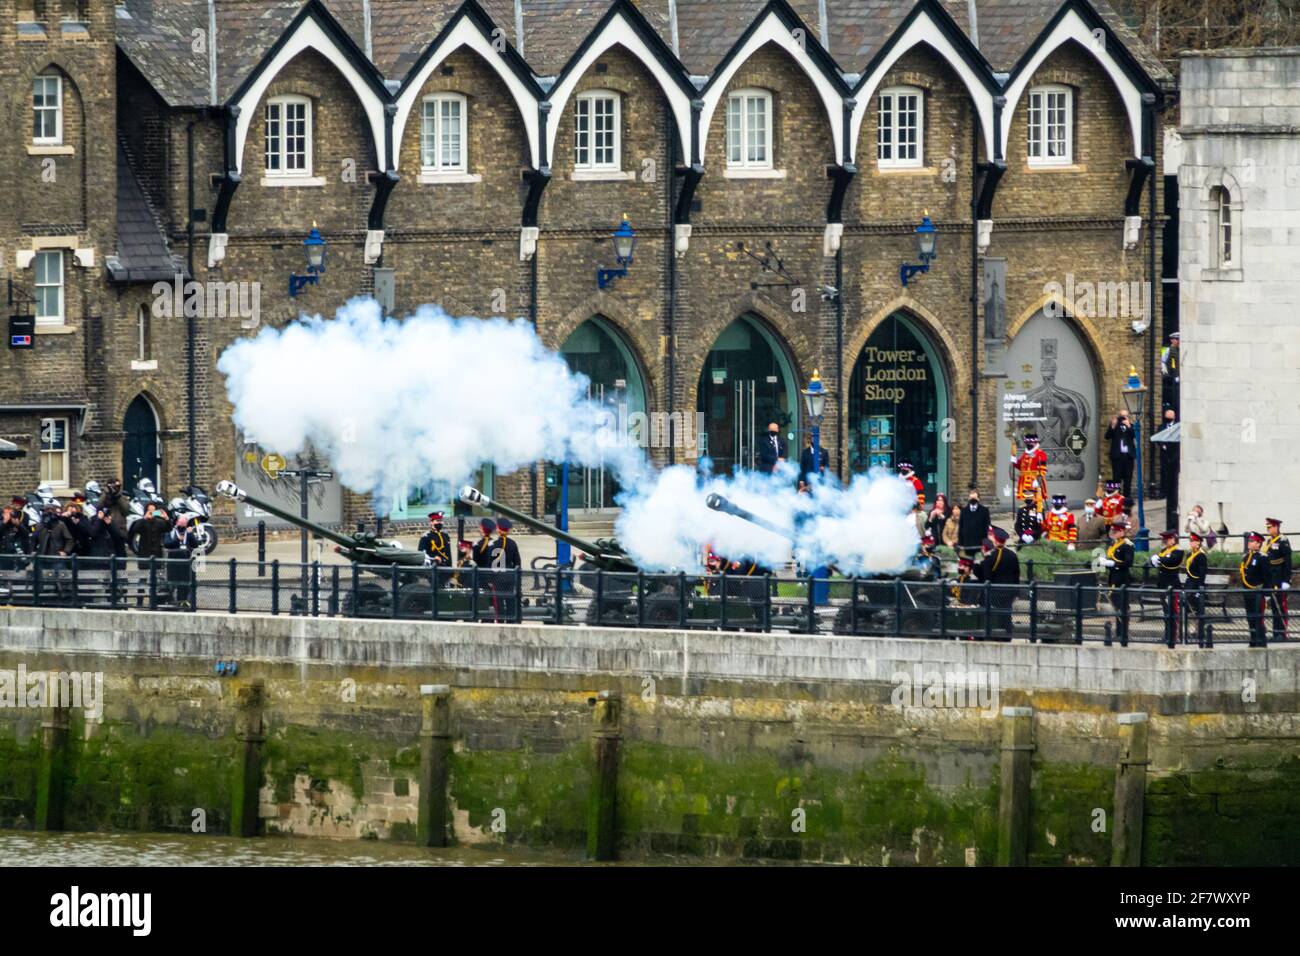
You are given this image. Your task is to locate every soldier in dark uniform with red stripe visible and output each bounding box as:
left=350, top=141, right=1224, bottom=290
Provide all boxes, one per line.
left=1099, top=519, right=1135, bottom=643
left=1263, top=517, right=1291, bottom=640
left=975, top=527, right=1019, bottom=640
left=1183, top=532, right=1209, bottom=645
left=1148, top=529, right=1184, bottom=644
left=1239, top=532, right=1270, bottom=647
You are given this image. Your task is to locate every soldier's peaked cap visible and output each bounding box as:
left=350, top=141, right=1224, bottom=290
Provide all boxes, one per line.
left=1265, top=517, right=1282, bottom=526
left=1249, top=531, right=1265, bottom=542
left=1160, top=529, right=1178, bottom=540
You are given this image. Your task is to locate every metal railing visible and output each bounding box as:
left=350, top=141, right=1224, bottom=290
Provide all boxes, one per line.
left=0, top=554, right=1290, bottom=647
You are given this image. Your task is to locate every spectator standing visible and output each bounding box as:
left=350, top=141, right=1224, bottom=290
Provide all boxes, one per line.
left=1104, top=410, right=1137, bottom=500
left=925, top=494, right=952, bottom=546
left=957, top=488, right=991, bottom=558
left=1183, top=504, right=1216, bottom=551
left=757, top=423, right=786, bottom=474
left=164, top=516, right=199, bottom=608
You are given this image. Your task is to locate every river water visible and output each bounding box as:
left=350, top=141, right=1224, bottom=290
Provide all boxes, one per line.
left=0, top=831, right=591, bottom=867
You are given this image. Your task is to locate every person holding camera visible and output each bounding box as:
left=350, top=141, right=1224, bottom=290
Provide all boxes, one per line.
left=163, top=515, right=199, bottom=609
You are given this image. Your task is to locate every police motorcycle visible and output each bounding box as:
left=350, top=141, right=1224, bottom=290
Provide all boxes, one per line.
left=124, top=478, right=167, bottom=553
left=167, top=486, right=217, bottom=556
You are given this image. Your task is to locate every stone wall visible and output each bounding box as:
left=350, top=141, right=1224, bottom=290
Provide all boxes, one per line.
left=1178, top=49, right=1300, bottom=533
left=0, top=607, right=1296, bottom=863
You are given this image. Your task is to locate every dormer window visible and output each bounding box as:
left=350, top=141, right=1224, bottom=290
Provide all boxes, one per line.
left=421, top=93, right=467, bottom=173
left=264, top=95, right=311, bottom=176
left=1027, top=85, right=1073, bottom=166
left=877, top=86, right=922, bottom=169
left=574, top=90, right=620, bottom=170
left=726, top=89, right=772, bottom=169
left=33, top=74, right=62, bottom=145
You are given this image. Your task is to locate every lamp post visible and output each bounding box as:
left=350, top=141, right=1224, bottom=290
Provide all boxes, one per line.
left=596, top=215, right=637, bottom=290
left=899, top=213, right=938, bottom=286
left=801, top=370, right=828, bottom=483
left=289, top=224, right=328, bottom=298
left=1121, top=366, right=1149, bottom=552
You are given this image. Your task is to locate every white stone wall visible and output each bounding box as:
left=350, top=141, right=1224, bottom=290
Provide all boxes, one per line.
left=1178, top=50, right=1300, bottom=535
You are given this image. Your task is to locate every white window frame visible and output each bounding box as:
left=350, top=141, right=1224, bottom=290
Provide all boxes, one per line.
left=573, top=90, right=621, bottom=172
left=33, top=74, right=62, bottom=146
left=40, top=417, right=70, bottom=489
left=877, top=86, right=923, bottom=169
left=1026, top=84, right=1073, bottom=167
left=726, top=89, right=774, bottom=171
left=34, top=249, right=64, bottom=326
left=420, top=93, right=468, bottom=174
left=263, top=95, right=314, bottom=181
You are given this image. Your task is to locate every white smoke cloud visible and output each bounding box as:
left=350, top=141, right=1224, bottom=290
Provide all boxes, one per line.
left=615, top=463, right=919, bottom=576
left=217, top=298, right=648, bottom=508
left=218, top=297, right=921, bottom=577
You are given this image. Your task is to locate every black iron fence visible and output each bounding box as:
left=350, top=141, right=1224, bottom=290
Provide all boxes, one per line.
left=0, top=554, right=1290, bottom=647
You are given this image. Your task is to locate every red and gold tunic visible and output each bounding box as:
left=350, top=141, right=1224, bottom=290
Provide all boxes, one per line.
left=1042, top=508, right=1077, bottom=544
left=905, top=474, right=925, bottom=508
left=1099, top=493, right=1126, bottom=522
left=1012, top=447, right=1048, bottom=508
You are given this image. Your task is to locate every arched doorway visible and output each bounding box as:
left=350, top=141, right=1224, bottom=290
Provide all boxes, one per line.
left=122, top=395, right=160, bottom=491
left=696, top=315, right=799, bottom=475
left=848, top=313, right=949, bottom=501
left=546, top=316, right=647, bottom=514
left=995, top=310, right=1099, bottom=506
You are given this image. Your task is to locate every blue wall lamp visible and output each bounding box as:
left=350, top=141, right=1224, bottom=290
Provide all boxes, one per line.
left=289, top=223, right=328, bottom=298
left=899, top=214, right=938, bottom=286
left=596, top=215, right=637, bottom=290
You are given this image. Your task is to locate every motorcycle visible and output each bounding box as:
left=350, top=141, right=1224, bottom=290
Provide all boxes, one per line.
left=167, top=486, right=217, bottom=556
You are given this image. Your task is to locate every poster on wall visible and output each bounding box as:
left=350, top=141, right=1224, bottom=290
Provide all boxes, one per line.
left=233, top=433, right=342, bottom=528
left=996, top=314, right=1098, bottom=506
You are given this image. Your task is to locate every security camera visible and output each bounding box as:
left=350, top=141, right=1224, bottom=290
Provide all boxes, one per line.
left=819, top=285, right=839, bottom=302
left=1130, top=320, right=1149, bottom=335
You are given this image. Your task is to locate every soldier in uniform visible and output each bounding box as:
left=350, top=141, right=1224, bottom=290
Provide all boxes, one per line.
left=1010, top=433, right=1048, bottom=512
left=975, top=527, right=1019, bottom=640
left=952, top=556, right=975, bottom=605
left=1148, top=530, right=1184, bottom=644
left=1239, top=532, right=1270, bottom=647
left=483, top=517, right=522, bottom=621
left=917, top=534, right=941, bottom=579
left=1014, top=492, right=1042, bottom=546
left=472, top=518, right=496, bottom=569
left=1041, top=494, right=1078, bottom=549
left=418, top=511, right=451, bottom=566
left=1098, top=480, right=1126, bottom=524
left=898, top=461, right=925, bottom=508
left=1263, top=517, right=1291, bottom=640
left=1098, top=520, right=1135, bottom=643
left=1183, top=531, right=1209, bottom=646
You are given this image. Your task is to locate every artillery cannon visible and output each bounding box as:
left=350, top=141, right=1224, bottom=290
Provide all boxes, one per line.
left=215, top=480, right=566, bottom=622
left=460, top=486, right=804, bottom=631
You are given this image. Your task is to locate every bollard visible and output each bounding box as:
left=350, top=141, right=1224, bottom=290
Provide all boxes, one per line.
left=417, top=684, right=453, bottom=847
left=257, top=520, right=266, bottom=577
left=230, top=682, right=266, bottom=837
left=996, top=706, right=1035, bottom=867
left=34, top=703, right=71, bottom=831
left=1111, top=712, right=1150, bottom=867
left=587, top=690, right=622, bottom=861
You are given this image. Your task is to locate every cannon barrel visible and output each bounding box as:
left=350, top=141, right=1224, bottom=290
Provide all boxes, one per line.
left=705, top=493, right=790, bottom=540
left=458, top=486, right=637, bottom=572
left=215, top=479, right=426, bottom=566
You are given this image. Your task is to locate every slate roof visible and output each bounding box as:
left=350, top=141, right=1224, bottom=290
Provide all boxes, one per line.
left=111, top=142, right=184, bottom=283
left=114, top=0, right=1172, bottom=107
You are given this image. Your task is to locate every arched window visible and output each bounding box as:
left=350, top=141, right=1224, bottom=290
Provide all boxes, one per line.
left=1210, top=185, right=1234, bottom=268
left=1026, top=84, right=1073, bottom=166
left=574, top=90, right=620, bottom=171
left=421, top=92, right=467, bottom=173
left=32, top=72, right=62, bottom=145
left=877, top=86, right=923, bottom=169
left=136, top=303, right=152, bottom=363
left=726, top=88, right=773, bottom=170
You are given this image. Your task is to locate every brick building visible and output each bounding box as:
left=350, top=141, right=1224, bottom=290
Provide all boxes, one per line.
left=0, top=0, right=1173, bottom=531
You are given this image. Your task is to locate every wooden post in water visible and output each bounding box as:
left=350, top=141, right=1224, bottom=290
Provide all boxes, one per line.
left=1111, top=712, right=1150, bottom=867
left=231, top=682, right=266, bottom=837
left=996, top=706, right=1034, bottom=867
left=417, top=684, right=453, bottom=847
left=587, top=689, right=622, bottom=861
left=34, top=702, right=71, bottom=831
